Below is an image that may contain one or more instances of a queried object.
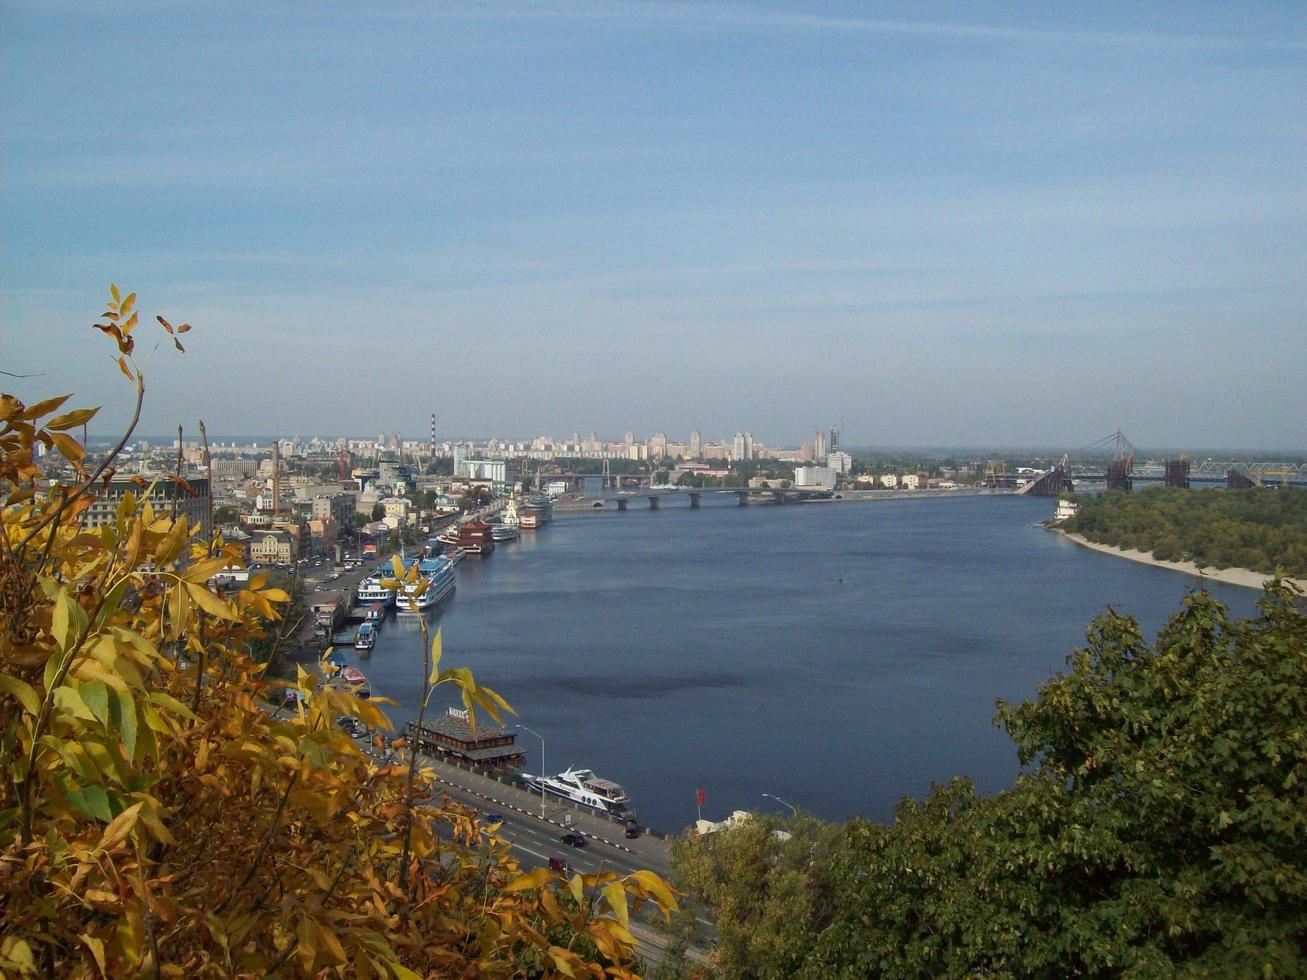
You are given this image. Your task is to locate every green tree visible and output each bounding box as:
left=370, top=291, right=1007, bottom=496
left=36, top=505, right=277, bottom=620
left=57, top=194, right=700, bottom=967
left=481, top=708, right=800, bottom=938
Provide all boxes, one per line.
left=369, top=501, right=385, bottom=521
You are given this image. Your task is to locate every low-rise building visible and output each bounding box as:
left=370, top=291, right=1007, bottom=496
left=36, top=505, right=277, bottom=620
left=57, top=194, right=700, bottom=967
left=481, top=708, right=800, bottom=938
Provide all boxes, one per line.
left=900, top=474, right=920, bottom=490
left=409, top=708, right=524, bottom=771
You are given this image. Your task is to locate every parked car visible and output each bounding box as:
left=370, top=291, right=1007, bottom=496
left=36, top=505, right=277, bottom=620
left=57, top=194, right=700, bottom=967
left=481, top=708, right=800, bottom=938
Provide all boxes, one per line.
left=335, top=717, right=367, bottom=738
left=548, top=856, right=572, bottom=874
left=561, top=832, right=586, bottom=848
left=624, top=819, right=641, bottom=839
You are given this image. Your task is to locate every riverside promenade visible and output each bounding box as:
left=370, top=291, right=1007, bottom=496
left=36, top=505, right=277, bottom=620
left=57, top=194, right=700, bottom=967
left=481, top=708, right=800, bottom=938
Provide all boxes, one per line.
left=407, top=750, right=674, bottom=870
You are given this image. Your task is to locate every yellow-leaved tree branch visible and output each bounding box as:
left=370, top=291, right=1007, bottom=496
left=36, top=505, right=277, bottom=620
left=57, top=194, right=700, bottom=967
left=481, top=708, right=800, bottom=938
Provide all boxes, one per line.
left=0, top=286, right=675, bottom=978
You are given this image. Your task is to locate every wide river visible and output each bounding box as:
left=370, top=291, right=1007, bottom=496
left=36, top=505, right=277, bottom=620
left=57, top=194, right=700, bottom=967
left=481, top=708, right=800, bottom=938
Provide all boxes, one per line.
left=354, top=494, right=1259, bottom=832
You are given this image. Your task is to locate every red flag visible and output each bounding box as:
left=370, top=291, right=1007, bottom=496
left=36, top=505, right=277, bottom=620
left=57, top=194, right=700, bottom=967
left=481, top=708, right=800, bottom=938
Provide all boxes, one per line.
left=696, top=787, right=705, bottom=807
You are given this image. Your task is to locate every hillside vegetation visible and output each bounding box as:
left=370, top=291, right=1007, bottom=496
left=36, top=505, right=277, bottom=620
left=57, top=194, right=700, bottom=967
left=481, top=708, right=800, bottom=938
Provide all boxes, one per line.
left=1063, top=486, right=1307, bottom=577
left=0, top=289, right=672, bottom=977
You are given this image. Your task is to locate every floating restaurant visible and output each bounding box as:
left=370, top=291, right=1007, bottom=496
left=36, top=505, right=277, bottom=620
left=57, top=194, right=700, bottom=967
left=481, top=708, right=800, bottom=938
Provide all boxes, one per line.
left=410, top=707, right=524, bottom=772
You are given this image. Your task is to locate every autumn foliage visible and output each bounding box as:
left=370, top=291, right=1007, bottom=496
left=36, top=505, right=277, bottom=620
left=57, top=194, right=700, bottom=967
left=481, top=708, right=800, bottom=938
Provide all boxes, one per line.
left=0, top=288, right=673, bottom=976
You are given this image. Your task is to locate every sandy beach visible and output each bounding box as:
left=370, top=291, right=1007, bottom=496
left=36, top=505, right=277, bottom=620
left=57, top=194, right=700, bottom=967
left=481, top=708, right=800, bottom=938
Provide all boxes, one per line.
left=1056, top=530, right=1306, bottom=592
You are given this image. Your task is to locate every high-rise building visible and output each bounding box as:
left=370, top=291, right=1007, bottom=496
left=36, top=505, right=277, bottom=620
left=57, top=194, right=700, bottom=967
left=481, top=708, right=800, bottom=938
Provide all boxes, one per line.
left=650, top=433, right=668, bottom=458
left=814, top=429, right=826, bottom=462
left=732, top=433, right=745, bottom=461
left=689, top=430, right=701, bottom=458
left=743, top=432, right=753, bottom=461
left=624, top=430, right=635, bottom=448
left=830, top=425, right=840, bottom=454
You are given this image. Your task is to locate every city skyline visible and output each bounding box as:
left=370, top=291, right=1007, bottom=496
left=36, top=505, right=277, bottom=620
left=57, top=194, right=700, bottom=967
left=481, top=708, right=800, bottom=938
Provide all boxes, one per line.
left=3, top=3, right=1305, bottom=450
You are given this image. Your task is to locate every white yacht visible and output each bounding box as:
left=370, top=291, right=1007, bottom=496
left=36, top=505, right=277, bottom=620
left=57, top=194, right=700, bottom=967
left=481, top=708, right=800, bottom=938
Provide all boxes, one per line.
left=356, top=573, right=396, bottom=607
left=523, top=767, right=631, bottom=816
left=395, top=555, right=457, bottom=614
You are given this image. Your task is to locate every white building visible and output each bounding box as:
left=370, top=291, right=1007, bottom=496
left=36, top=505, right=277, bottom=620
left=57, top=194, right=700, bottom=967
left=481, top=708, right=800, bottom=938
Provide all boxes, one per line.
left=457, top=458, right=507, bottom=483
left=827, top=450, right=852, bottom=475
left=794, top=466, right=836, bottom=491
left=900, top=474, right=920, bottom=490
left=1055, top=498, right=1080, bottom=522
left=379, top=496, right=412, bottom=529
left=880, top=474, right=899, bottom=489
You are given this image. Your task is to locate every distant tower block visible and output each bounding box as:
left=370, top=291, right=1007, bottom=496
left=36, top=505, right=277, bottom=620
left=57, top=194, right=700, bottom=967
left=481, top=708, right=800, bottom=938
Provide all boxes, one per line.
left=430, top=413, right=437, bottom=459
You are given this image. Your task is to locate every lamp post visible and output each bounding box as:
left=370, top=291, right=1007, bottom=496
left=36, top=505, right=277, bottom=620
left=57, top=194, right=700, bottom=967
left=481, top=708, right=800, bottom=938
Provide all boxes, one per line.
left=517, top=724, right=546, bottom=819
left=762, top=793, right=797, bottom=817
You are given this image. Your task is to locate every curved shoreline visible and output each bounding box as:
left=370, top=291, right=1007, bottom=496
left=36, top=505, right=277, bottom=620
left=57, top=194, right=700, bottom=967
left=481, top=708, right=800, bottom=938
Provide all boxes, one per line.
left=1054, top=529, right=1306, bottom=592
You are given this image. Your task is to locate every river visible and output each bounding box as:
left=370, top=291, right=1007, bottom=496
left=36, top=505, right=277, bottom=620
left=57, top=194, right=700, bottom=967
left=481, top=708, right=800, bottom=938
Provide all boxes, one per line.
left=353, top=494, right=1259, bottom=832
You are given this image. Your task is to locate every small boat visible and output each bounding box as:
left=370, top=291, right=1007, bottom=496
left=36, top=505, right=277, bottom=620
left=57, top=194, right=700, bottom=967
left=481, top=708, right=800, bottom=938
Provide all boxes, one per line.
left=364, top=603, right=385, bottom=623
left=337, top=665, right=371, bottom=698
left=445, top=547, right=466, bottom=564
left=354, top=623, right=377, bottom=651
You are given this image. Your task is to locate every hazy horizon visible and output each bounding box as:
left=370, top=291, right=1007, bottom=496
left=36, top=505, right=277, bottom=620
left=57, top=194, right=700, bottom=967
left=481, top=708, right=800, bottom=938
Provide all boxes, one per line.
left=3, top=2, right=1304, bottom=450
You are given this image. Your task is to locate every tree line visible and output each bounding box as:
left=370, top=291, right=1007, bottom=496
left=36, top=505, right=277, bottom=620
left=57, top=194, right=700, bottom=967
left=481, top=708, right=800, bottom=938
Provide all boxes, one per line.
left=1062, top=486, right=1307, bottom=577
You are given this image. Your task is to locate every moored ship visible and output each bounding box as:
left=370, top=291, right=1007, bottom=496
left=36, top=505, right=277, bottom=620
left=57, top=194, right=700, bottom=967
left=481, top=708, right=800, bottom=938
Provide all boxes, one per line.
left=395, top=554, right=457, bottom=613
left=518, top=494, right=552, bottom=529
left=356, top=573, right=396, bottom=607
left=455, top=521, right=496, bottom=555
left=522, top=767, right=632, bottom=816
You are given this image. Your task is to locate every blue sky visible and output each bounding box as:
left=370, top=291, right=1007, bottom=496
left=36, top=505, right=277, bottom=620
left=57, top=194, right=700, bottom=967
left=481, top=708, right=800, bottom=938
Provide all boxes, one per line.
left=2, top=1, right=1304, bottom=450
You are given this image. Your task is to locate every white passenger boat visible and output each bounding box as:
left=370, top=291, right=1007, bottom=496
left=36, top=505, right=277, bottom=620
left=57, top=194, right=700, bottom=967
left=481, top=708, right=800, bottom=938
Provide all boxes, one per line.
left=489, top=522, right=519, bottom=542
left=395, top=555, right=457, bottom=613
left=523, top=767, right=632, bottom=815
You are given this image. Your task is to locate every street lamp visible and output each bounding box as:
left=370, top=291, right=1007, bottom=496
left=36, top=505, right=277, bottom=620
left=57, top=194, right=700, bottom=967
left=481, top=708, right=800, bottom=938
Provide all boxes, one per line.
left=762, top=793, right=797, bottom=817
left=517, top=724, right=546, bottom=819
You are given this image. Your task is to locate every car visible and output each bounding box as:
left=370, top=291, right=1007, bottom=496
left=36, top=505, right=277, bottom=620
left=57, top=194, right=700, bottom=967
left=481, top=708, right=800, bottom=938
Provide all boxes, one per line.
left=624, top=819, right=641, bottom=839
left=548, top=856, right=572, bottom=874
left=484, top=812, right=505, bottom=825
left=561, top=832, right=586, bottom=848
left=335, top=717, right=367, bottom=738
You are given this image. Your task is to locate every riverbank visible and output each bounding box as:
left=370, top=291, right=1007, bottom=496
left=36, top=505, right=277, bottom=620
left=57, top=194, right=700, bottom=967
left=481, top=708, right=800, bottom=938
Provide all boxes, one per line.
left=1055, top=529, right=1306, bottom=592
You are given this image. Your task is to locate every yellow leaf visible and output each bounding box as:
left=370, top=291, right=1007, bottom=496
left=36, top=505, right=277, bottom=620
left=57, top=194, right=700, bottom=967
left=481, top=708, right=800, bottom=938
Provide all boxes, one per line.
left=80, top=933, right=107, bottom=978
left=504, top=867, right=553, bottom=892
left=567, top=872, right=585, bottom=907
left=45, top=406, right=100, bottom=431
left=50, top=431, right=85, bottom=465
left=603, top=881, right=629, bottom=929
left=429, top=628, right=442, bottom=685
left=19, top=393, right=71, bottom=420
left=154, top=518, right=189, bottom=564
left=181, top=556, right=230, bottom=583
left=390, top=555, right=405, bottom=579
left=96, top=801, right=143, bottom=851
left=548, top=947, right=578, bottom=977
left=185, top=582, right=236, bottom=620
left=0, top=674, right=40, bottom=715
